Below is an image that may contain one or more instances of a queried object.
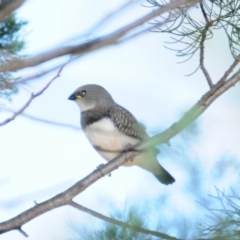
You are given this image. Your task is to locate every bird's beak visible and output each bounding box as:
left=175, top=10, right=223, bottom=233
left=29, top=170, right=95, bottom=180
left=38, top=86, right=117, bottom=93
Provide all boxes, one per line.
left=68, top=93, right=82, bottom=101
left=68, top=93, right=76, bottom=101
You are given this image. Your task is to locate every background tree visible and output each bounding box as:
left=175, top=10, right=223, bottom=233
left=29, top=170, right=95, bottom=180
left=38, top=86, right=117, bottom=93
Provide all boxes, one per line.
left=0, top=12, right=26, bottom=99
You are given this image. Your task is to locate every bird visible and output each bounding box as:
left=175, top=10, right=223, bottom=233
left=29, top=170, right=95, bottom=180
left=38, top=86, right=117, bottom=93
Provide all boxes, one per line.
left=68, top=84, right=175, bottom=185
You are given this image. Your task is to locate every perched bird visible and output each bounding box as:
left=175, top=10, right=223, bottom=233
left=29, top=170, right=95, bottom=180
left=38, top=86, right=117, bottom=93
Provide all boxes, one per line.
left=68, top=84, right=175, bottom=185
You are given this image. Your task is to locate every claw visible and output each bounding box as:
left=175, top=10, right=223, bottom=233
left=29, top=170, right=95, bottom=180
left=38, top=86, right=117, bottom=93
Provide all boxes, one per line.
left=123, top=144, right=135, bottom=162
left=96, top=163, right=105, bottom=176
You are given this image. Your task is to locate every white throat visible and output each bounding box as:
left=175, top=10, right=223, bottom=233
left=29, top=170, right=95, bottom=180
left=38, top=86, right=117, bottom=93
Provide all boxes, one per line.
left=75, top=100, right=96, bottom=112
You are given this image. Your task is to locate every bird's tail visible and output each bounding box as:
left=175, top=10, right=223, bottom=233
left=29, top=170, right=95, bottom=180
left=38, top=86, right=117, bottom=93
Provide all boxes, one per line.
left=153, top=165, right=175, bottom=185
left=137, top=156, right=175, bottom=185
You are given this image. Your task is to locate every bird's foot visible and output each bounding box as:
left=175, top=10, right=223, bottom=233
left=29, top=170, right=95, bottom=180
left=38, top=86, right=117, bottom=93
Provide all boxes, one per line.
left=123, top=144, right=136, bottom=162
left=96, top=163, right=105, bottom=177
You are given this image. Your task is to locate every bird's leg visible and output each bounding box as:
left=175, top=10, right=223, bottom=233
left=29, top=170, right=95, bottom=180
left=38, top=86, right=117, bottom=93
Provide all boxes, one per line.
left=123, top=144, right=136, bottom=162
left=96, top=163, right=105, bottom=177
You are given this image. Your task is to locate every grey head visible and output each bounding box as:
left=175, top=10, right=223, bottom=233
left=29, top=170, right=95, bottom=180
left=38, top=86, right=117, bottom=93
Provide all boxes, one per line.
left=68, top=84, right=115, bottom=112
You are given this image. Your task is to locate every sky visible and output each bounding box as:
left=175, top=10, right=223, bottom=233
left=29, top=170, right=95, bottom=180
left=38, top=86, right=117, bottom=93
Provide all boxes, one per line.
left=1, top=0, right=240, bottom=239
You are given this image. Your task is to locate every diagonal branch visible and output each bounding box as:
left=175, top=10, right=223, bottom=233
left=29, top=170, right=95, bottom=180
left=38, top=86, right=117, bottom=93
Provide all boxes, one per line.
left=0, top=151, right=136, bottom=235
left=218, top=54, right=240, bottom=84
left=145, top=68, right=240, bottom=150
left=69, top=201, right=178, bottom=240
left=1, top=67, right=240, bottom=236
left=0, top=63, right=66, bottom=127
left=0, top=0, right=199, bottom=73
left=11, top=3, right=182, bottom=88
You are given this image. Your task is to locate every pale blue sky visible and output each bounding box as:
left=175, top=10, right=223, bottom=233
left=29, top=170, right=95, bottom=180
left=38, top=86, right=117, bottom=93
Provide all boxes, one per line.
left=1, top=0, right=240, bottom=239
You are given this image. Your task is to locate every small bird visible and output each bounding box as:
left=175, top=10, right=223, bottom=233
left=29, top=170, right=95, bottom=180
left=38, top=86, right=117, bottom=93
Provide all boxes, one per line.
left=68, top=84, right=175, bottom=185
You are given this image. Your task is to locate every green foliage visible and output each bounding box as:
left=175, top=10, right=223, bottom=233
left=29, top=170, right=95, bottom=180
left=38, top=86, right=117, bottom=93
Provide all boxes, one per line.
left=0, top=13, right=27, bottom=100
left=94, top=209, right=150, bottom=240
left=0, top=13, right=26, bottom=54
left=199, top=188, right=240, bottom=240
left=147, top=0, right=240, bottom=63
left=68, top=202, right=201, bottom=240
left=0, top=72, right=19, bottom=100
left=69, top=207, right=157, bottom=240
left=68, top=188, right=240, bottom=240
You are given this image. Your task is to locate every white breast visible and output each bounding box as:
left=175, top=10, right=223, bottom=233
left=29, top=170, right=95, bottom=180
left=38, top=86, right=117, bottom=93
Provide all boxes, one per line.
left=84, top=118, right=139, bottom=161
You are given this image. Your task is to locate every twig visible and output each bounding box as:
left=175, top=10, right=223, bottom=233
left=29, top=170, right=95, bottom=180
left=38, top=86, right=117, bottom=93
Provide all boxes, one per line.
left=200, top=1, right=209, bottom=23
left=86, top=0, right=138, bottom=37
left=0, top=64, right=66, bottom=127
left=218, top=55, right=240, bottom=84
left=199, top=22, right=213, bottom=88
left=0, top=65, right=239, bottom=237
left=0, top=107, right=80, bottom=130
left=69, top=201, right=178, bottom=240
left=16, top=228, right=28, bottom=238
left=13, top=57, right=77, bottom=86
left=197, top=187, right=240, bottom=240
left=0, top=0, right=199, bottom=73
left=120, top=5, right=180, bottom=43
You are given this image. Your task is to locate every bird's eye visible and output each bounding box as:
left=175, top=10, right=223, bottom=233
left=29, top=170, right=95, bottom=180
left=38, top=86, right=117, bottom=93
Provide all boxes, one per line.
left=81, top=90, right=86, bottom=96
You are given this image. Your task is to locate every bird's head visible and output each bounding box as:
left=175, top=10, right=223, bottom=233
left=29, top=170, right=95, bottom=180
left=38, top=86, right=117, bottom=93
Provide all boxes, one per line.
left=68, top=84, right=114, bottom=112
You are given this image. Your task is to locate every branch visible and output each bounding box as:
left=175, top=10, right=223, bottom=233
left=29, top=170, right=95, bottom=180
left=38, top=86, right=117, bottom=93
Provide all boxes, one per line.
left=144, top=68, right=240, bottom=150
left=0, top=64, right=66, bottom=127
left=69, top=201, right=178, bottom=240
left=0, top=0, right=25, bottom=22
left=12, top=56, right=77, bottom=86
left=12, top=4, right=181, bottom=87
left=1, top=66, right=240, bottom=236
left=0, top=150, right=139, bottom=235
left=0, top=0, right=199, bottom=73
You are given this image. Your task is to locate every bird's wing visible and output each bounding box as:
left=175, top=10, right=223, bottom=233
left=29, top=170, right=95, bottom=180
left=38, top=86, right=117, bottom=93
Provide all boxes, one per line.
left=109, top=104, right=160, bottom=155
left=109, top=104, right=148, bottom=141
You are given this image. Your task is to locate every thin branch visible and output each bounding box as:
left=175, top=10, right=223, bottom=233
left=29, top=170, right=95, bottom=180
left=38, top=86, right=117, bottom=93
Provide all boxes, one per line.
left=121, top=5, right=180, bottom=43
left=0, top=107, right=80, bottom=130
left=0, top=0, right=199, bottom=73
left=200, top=1, right=209, bottom=23
left=17, top=228, right=28, bottom=238
left=199, top=22, right=213, bottom=88
left=13, top=57, right=77, bottom=86
left=1, top=66, right=240, bottom=236
left=69, top=201, right=178, bottom=240
left=85, top=0, right=138, bottom=37
left=0, top=64, right=66, bottom=127
left=218, top=54, right=240, bottom=84
left=202, top=68, right=240, bottom=103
